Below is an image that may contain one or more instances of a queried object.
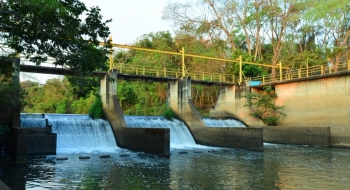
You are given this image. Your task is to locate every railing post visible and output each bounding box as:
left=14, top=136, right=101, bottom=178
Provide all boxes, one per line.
left=298, top=69, right=301, bottom=78
left=306, top=58, right=309, bottom=77
left=348, top=59, right=350, bottom=70
left=321, top=65, right=324, bottom=74
left=202, top=72, right=204, bottom=80
left=219, top=74, right=222, bottom=82
left=263, top=75, right=265, bottom=84
left=232, top=75, right=235, bottom=83
left=181, top=47, right=185, bottom=77
left=279, top=61, right=282, bottom=81
left=239, top=55, right=242, bottom=84
left=143, top=67, right=145, bottom=75
left=164, top=67, right=166, bottom=77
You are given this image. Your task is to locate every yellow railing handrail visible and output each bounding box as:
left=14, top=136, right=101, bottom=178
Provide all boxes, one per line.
left=100, top=38, right=288, bottom=83
left=113, top=63, right=237, bottom=83
left=250, top=62, right=350, bottom=84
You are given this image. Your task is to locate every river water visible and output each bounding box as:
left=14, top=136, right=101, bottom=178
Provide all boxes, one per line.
left=1, top=115, right=349, bottom=189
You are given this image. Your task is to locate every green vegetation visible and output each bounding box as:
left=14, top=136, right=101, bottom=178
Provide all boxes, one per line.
left=163, top=108, right=175, bottom=121
left=21, top=77, right=97, bottom=114
left=88, top=95, right=103, bottom=119
left=244, top=86, right=285, bottom=126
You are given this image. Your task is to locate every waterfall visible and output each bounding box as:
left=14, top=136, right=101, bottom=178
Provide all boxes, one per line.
left=21, top=118, right=47, bottom=128
left=20, top=113, right=47, bottom=128
left=125, top=116, right=205, bottom=149
left=20, top=114, right=243, bottom=153
left=203, top=118, right=246, bottom=127
left=44, top=114, right=119, bottom=154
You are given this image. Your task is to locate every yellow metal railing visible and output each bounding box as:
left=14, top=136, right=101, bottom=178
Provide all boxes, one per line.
left=102, top=37, right=350, bottom=85
left=101, top=37, right=288, bottom=84
left=251, top=62, right=350, bottom=84
left=113, top=63, right=237, bottom=83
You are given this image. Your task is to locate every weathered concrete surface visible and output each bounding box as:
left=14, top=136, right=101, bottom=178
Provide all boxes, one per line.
left=101, top=70, right=170, bottom=157
left=169, top=77, right=263, bottom=151
left=274, top=75, right=350, bottom=144
left=115, top=128, right=170, bottom=156
left=12, top=128, right=27, bottom=165
left=263, top=126, right=331, bottom=147
left=192, top=127, right=263, bottom=151
left=27, top=133, right=57, bottom=155
left=168, top=76, right=206, bottom=130
left=12, top=127, right=57, bottom=165
left=210, top=83, right=266, bottom=127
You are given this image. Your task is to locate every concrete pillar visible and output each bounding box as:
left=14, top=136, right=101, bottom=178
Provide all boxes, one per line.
left=169, top=76, right=206, bottom=129
left=100, top=69, right=126, bottom=128
left=101, top=70, right=170, bottom=157
left=12, top=58, right=20, bottom=128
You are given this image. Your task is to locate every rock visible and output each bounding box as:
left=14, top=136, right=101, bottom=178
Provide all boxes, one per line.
left=56, top=157, right=68, bottom=161
left=79, top=156, right=90, bottom=160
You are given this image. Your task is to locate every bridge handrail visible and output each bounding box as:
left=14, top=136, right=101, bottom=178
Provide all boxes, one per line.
left=113, top=63, right=237, bottom=83
left=250, top=62, right=350, bottom=84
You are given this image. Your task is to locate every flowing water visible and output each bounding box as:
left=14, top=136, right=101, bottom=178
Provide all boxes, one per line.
left=1, top=114, right=350, bottom=189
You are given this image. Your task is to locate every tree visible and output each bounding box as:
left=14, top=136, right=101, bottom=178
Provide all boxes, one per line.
left=21, top=77, right=97, bottom=114
left=244, top=85, right=285, bottom=126
left=0, top=0, right=112, bottom=95
left=303, top=0, right=350, bottom=71
left=163, top=0, right=301, bottom=78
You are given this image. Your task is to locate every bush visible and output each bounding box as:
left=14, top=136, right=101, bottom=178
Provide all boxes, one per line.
left=88, top=95, right=103, bottom=119
left=163, top=108, right=175, bottom=120
left=244, top=85, right=285, bottom=126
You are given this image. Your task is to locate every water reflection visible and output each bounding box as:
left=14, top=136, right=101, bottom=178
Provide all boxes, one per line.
left=1, top=145, right=350, bottom=189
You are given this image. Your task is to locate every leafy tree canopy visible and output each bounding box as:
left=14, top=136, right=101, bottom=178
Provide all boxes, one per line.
left=1, top=0, right=112, bottom=96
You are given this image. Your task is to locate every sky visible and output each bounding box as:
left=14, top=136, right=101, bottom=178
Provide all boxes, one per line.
left=81, top=0, right=176, bottom=44
left=21, top=0, right=183, bottom=83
